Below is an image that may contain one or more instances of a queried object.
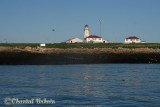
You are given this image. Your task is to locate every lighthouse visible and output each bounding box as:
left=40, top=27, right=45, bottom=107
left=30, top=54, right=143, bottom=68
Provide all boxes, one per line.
left=84, top=25, right=89, bottom=40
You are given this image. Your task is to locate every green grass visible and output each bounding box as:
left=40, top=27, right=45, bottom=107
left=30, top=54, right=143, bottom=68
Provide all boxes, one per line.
left=0, top=43, right=39, bottom=48
left=1, top=43, right=160, bottom=49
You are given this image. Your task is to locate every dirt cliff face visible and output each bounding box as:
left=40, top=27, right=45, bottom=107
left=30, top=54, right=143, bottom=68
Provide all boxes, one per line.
left=1, top=46, right=160, bottom=54
left=0, top=47, right=160, bottom=65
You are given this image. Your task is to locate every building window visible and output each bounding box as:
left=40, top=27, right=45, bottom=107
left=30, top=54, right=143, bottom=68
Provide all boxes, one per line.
left=126, top=39, right=128, bottom=41
left=99, top=38, right=101, bottom=40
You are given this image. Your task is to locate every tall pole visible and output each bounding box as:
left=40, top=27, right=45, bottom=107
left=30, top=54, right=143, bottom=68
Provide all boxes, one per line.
left=99, top=19, right=104, bottom=36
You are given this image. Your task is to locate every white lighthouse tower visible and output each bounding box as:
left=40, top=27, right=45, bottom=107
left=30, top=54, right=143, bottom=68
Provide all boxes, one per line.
left=84, top=25, right=89, bottom=41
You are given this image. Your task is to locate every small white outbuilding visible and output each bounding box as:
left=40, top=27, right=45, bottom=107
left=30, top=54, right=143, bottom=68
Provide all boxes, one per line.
left=125, top=36, right=141, bottom=43
left=40, top=43, right=46, bottom=47
left=66, top=38, right=83, bottom=43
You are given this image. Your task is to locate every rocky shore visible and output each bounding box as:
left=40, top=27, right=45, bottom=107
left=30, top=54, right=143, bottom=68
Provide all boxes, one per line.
left=0, top=46, right=160, bottom=65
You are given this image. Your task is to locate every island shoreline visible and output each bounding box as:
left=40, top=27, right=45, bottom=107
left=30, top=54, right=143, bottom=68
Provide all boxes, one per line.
left=0, top=47, right=160, bottom=65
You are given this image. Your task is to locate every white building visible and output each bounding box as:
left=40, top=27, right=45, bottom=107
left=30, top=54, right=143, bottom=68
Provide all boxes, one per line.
left=40, top=43, right=46, bottom=47
left=84, top=25, right=108, bottom=43
left=86, top=35, right=108, bottom=43
left=103, top=40, right=108, bottom=43
left=66, top=38, right=83, bottom=43
left=125, top=36, right=141, bottom=43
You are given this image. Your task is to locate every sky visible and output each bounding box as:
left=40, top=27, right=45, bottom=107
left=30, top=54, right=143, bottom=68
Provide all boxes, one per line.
left=0, top=0, right=160, bottom=43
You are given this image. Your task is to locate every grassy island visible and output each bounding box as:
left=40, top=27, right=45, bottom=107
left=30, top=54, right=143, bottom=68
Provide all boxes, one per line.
left=0, top=43, right=160, bottom=65
left=1, top=43, right=160, bottom=49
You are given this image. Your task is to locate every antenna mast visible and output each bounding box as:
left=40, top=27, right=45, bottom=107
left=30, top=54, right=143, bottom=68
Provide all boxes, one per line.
left=99, top=19, right=104, bottom=36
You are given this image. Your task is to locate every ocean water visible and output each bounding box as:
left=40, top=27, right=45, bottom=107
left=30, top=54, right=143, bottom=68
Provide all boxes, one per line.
left=0, top=64, right=160, bottom=107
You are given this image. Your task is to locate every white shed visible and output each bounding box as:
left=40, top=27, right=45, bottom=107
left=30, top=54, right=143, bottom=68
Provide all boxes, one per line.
left=103, top=40, right=108, bottom=43
left=40, top=43, right=46, bottom=47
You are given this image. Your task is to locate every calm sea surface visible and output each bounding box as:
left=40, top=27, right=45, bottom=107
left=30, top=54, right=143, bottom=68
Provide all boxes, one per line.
left=0, top=64, right=160, bottom=107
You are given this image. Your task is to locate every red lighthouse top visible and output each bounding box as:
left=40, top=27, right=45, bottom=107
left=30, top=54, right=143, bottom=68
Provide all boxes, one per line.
left=85, top=25, right=88, bottom=27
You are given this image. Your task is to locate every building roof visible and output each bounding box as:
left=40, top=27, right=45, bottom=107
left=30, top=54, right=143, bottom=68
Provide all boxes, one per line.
left=85, top=25, right=88, bottom=27
left=67, top=38, right=83, bottom=41
left=126, top=36, right=139, bottom=39
left=86, top=35, right=102, bottom=38
left=67, top=38, right=75, bottom=41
